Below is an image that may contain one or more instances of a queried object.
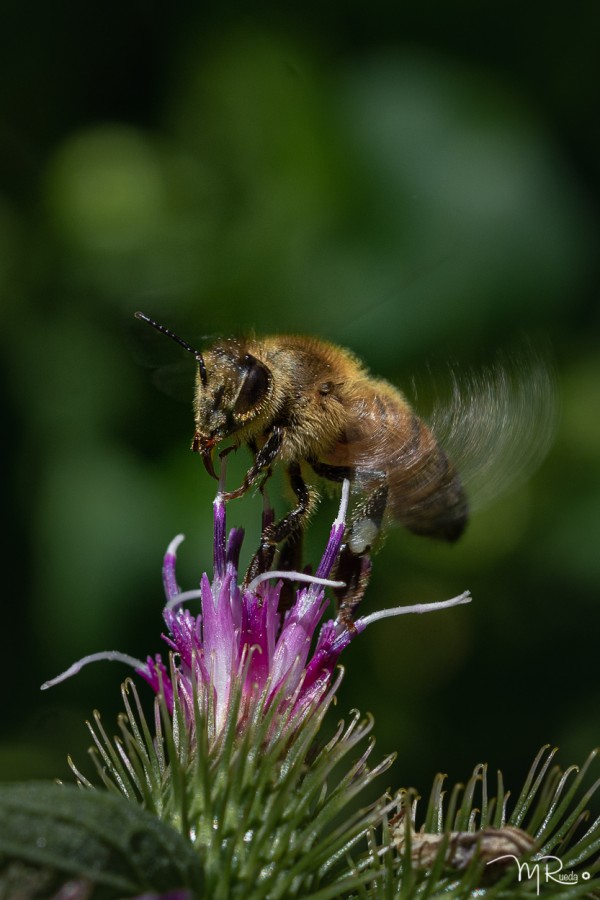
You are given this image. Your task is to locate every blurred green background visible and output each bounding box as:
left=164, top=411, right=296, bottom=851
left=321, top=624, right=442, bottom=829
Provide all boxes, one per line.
left=1, top=2, right=599, bottom=801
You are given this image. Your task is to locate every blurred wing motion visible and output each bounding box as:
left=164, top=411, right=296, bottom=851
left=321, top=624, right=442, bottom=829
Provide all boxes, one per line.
left=426, top=343, right=559, bottom=512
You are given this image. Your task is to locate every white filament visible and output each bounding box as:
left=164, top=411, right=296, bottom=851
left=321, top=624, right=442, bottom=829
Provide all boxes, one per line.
left=358, top=591, right=471, bottom=627
left=166, top=533, right=186, bottom=556
left=246, top=570, right=346, bottom=595
left=166, top=588, right=203, bottom=610
left=41, top=650, right=147, bottom=691
left=335, top=478, right=351, bottom=527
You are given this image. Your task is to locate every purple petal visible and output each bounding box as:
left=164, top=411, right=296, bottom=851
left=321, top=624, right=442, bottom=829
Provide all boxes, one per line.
left=137, top=655, right=174, bottom=712
left=241, top=582, right=281, bottom=688
left=315, top=522, right=346, bottom=580
left=162, top=535, right=185, bottom=601
left=269, top=587, right=329, bottom=691
left=226, top=527, right=244, bottom=573
left=315, top=480, right=349, bottom=579
left=213, top=494, right=227, bottom=578
left=200, top=573, right=239, bottom=725
left=294, top=621, right=358, bottom=710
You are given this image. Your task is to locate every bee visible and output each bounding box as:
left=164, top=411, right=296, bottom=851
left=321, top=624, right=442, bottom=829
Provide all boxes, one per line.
left=135, top=312, right=555, bottom=612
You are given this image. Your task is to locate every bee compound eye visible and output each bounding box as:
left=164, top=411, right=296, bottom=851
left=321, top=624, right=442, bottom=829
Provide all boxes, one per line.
left=234, top=356, right=271, bottom=416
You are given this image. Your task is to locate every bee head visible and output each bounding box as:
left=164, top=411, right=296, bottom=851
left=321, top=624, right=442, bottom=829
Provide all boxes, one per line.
left=194, top=341, right=270, bottom=431
left=134, top=313, right=271, bottom=477
left=192, top=343, right=273, bottom=477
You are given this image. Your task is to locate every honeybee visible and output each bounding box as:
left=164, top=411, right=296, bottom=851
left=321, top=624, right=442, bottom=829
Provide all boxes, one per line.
left=135, top=312, right=555, bottom=611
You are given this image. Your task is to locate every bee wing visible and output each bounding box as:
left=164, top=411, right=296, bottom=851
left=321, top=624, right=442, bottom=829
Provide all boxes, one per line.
left=426, top=344, right=558, bottom=511
left=151, top=360, right=197, bottom=404
left=129, top=316, right=215, bottom=404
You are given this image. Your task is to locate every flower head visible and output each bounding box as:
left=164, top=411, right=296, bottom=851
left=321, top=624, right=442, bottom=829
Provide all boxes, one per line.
left=138, top=482, right=357, bottom=740
left=130, top=479, right=470, bottom=745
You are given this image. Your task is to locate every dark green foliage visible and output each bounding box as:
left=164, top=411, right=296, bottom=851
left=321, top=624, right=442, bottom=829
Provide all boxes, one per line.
left=0, top=781, right=203, bottom=898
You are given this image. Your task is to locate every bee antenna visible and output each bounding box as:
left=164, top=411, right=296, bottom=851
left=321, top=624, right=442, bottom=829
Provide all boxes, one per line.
left=134, top=311, right=208, bottom=386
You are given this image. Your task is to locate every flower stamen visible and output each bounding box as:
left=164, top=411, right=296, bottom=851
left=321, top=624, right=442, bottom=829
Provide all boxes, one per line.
left=246, top=570, right=346, bottom=594
left=41, top=651, right=146, bottom=691
left=356, top=591, right=472, bottom=629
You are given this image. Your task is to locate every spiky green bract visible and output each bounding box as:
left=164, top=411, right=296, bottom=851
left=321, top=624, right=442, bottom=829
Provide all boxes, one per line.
left=70, top=664, right=396, bottom=900
left=370, top=745, right=600, bottom=898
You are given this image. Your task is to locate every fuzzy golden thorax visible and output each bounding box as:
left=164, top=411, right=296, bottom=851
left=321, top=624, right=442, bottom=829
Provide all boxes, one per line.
left=192, top=334, right=365, bottom=462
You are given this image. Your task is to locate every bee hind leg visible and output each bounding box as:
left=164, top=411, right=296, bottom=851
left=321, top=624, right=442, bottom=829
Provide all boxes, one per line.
left=335, top=482, right=388, bottom=622
left=334, top=547, right=372, bottom=625
left=347, top=482, right=388, bottom=554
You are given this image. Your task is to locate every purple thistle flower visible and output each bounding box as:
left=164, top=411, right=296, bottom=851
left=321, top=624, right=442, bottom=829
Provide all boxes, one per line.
left=43, top=479, right=470, bottom=745
left=137, top=486, right=355, bottom=737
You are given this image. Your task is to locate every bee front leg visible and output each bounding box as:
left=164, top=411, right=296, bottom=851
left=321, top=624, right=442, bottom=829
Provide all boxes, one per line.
left=220, top=425, right=284, bottom=501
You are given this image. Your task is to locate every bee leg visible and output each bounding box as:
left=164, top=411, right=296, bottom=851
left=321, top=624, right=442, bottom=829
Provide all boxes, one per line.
left=347, top=482, right=388, bottom=555
left=335, top=482, right=388, bottom=622
left=308, top=462, right=386, bottom=620
left=221, top=425, right=284, bottom=501
left=256, top=461, right=316, bottom=549
left=273, top=529, right=305, bottom=615
left=244, top=461, right=317, bottom=584
left=270, top=461, right=318, bottom=548
left=334, top=547, right=372, bottom=625
left=253, top=472, right=277, bottom=575
left=309, top=460, right=354, bottom=483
